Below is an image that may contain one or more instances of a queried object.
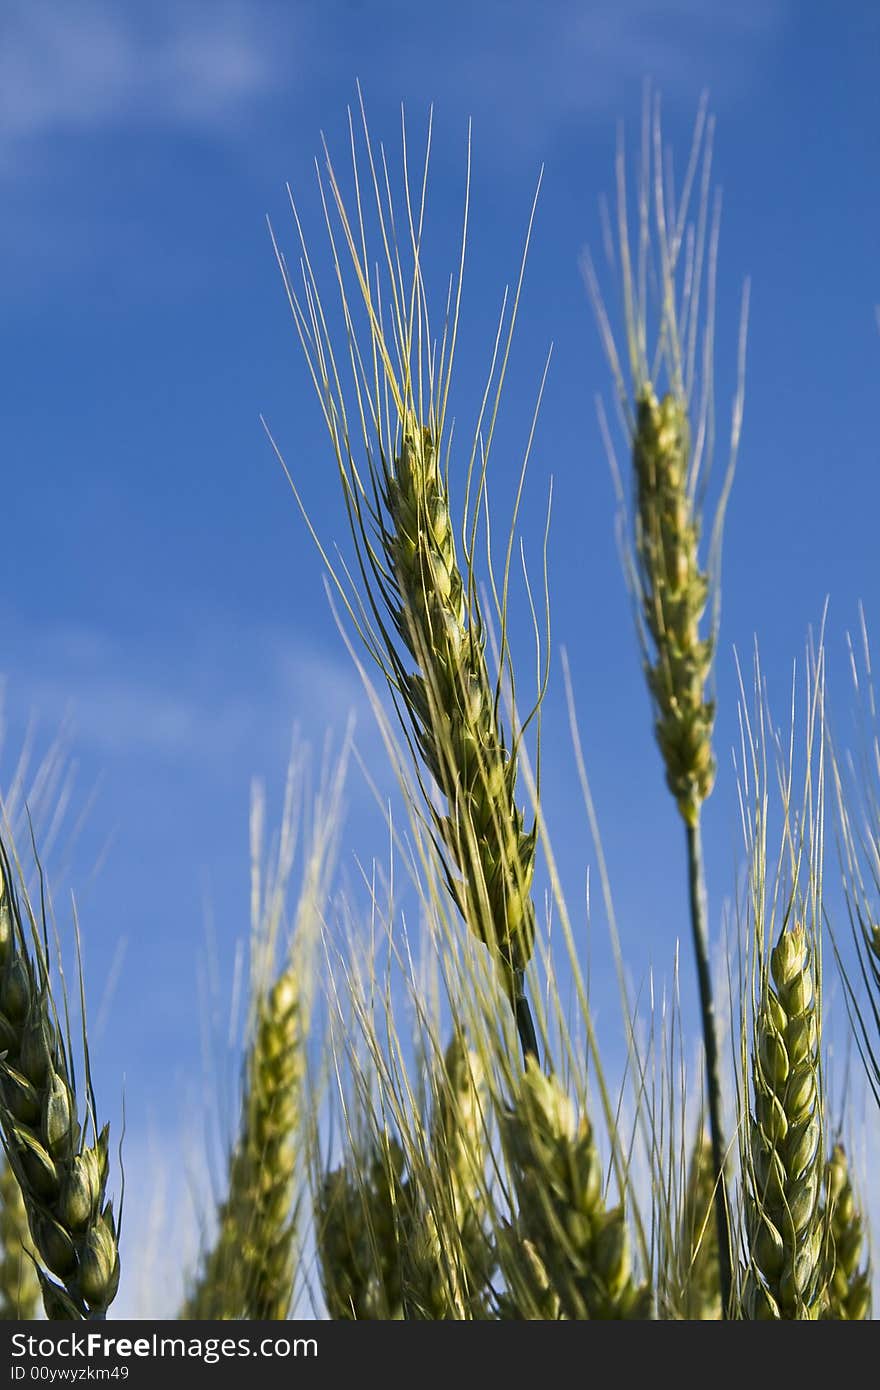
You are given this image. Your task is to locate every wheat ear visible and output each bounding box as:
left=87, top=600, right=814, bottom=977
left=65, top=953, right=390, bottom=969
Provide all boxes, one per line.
left=403, top=1035, right=494, bottom=1318
left=677, top=1128, right=721, bottom=1319
left=272, top=105, right=546, bottom=1063
left=183, top=968, right=303, bottom=1320
left=0, top=1154, right=39, bottom=1320
left=316, top=1137, right=407, bottom=1320
left=500, top=1059, right=651, bottom=1319
left=384, top=421, right=538, bottom=1045
left=632, top=387, right=715, bottom=824
left=0, top=840, right=118, bottom=1320
left=744, top=924, right=823, bottom=1319
left=820, top=1142, right=871, bottom=1320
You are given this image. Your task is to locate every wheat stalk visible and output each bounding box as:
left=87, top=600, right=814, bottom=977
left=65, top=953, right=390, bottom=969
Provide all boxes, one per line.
left=0, top=839, right=118, bottom=1320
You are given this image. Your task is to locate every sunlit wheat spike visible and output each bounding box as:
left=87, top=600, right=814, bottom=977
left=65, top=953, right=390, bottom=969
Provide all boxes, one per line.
left=183, top=967, right=303, bottom=1320
left=272, top=100, right=547, bottom=1062
left=677, top=1128, right=721, bottom=1319
left=183, top=741, right=344, bottom=1320
left=0, top=838, right=118, bottom=1320
left=744, top=924, right=824, bottom=1320
left=820, top=1142, right=871, bottom=1320
left=384, top=422, right=537, bottom=989
left=494, top=1228, right=561, bottom=1319
left=316, top=1138, right=407, bottom=1320
left=499, top=1059, right=651, bottom=1320
left=402, top=1035, right=495, bottom=1319
left=633, top=386, right=715, bottom=826
left=0, top=1153, right=39, bottom=1320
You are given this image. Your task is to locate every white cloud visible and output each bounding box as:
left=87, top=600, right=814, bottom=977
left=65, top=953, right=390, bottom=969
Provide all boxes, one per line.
left=0, top=0, right=281, bottom=143
left=0, top=612, right=372, bottom=766
left=357, top=0, right=791, bottom=151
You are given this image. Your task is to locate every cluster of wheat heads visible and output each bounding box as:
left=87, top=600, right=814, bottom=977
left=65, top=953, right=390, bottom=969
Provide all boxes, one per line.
left=265, top=91, right=875, bottom=1323
left=2, top=94, right=876, bottom=1323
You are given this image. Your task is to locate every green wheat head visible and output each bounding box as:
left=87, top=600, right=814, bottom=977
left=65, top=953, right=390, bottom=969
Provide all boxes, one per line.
left=744, top=924, right=824, bottom=1319
left=633, top=387, right=715, bottom=825
left=499, top=1059, right=651, bottom=1320
left=0, top=1153, right=40, bottom=1320
left=316, top=1137, right=407, bottom=1320
left=270, top=98, right=549, bottom=1048
left=0, top=839, right=118, bottom=1321
left=183, top=967, right=303, bottom=1320
left=676, top=1128, right=721, bottom=1319
left=820, top=1143, right=871, bottom=1320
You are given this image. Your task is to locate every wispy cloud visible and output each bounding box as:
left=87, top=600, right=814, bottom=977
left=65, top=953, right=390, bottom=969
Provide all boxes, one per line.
left=367, top=0, right=792, bottom=148
left=0, top=0, right=281, bottom=144
left=0, top=612, right=370, bottom=767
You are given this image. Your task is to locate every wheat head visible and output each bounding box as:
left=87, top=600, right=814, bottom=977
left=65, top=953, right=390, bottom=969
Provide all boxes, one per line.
left=0, top=841, right=118, bottom=1320
left=820, top=1142, right=871, bottom=1320
left=499, top=1059, right=651, bottom=1319
left=0, top=1153, right=40, bottom=1320
left=744, top=924, right=823, bottom=1319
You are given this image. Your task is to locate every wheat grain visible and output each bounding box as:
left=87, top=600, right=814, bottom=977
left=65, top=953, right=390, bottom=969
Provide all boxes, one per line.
left=272, top=106, right=546, bottom=1062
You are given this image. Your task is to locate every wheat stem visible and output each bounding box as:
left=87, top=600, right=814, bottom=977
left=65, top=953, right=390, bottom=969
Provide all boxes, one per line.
left=685, top=819, right=732, bottom=1315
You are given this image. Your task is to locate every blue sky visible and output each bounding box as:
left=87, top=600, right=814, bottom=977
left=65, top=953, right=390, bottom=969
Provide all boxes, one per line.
left=1, top=1, right=878, bottom=1314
